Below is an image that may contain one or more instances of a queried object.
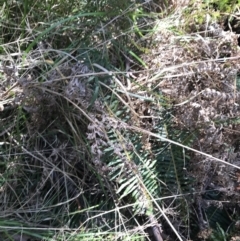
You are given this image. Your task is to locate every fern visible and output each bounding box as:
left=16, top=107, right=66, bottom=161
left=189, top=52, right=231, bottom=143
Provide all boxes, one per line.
left=85, top=86, right=166, bottom=240
left=85, top=74, right=199, bottom=240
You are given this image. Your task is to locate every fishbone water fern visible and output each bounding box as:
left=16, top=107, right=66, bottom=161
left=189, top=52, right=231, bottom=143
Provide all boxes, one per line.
left=86, top=75, right=196, bottom=240
left=87, top=96, right=164, bottom=240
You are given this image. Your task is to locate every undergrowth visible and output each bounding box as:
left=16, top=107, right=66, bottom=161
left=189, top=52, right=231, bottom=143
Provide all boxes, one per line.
left=0, top=0, right=240, bottom=241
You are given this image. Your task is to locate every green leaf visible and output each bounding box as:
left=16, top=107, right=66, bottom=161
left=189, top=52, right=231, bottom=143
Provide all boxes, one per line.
left=117, top=176, right=137, bottom=195
left=120, top=179, right=139, bottom=199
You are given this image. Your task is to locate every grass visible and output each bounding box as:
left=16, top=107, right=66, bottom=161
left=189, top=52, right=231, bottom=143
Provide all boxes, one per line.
left=1, top=0, right=240, bottom=241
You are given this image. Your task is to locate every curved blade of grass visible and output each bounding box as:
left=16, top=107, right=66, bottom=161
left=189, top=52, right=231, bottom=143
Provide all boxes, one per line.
left=88, top=78, right=100, bottom=111
left=24, top=12, right=105, bottom=58
left=129, top=51, right=148, bottom=68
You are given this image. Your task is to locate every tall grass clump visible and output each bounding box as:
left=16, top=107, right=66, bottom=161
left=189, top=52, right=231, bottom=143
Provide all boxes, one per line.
left=1, top=0, right=240, bottom=241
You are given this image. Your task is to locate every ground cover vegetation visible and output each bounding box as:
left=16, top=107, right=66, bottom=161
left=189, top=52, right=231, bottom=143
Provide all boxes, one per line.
left=0, top=0, right=240, bottom=240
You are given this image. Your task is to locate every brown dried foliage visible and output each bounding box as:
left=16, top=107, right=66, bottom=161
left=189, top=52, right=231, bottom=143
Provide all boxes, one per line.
left=142, top=22, right=240, bottom=236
